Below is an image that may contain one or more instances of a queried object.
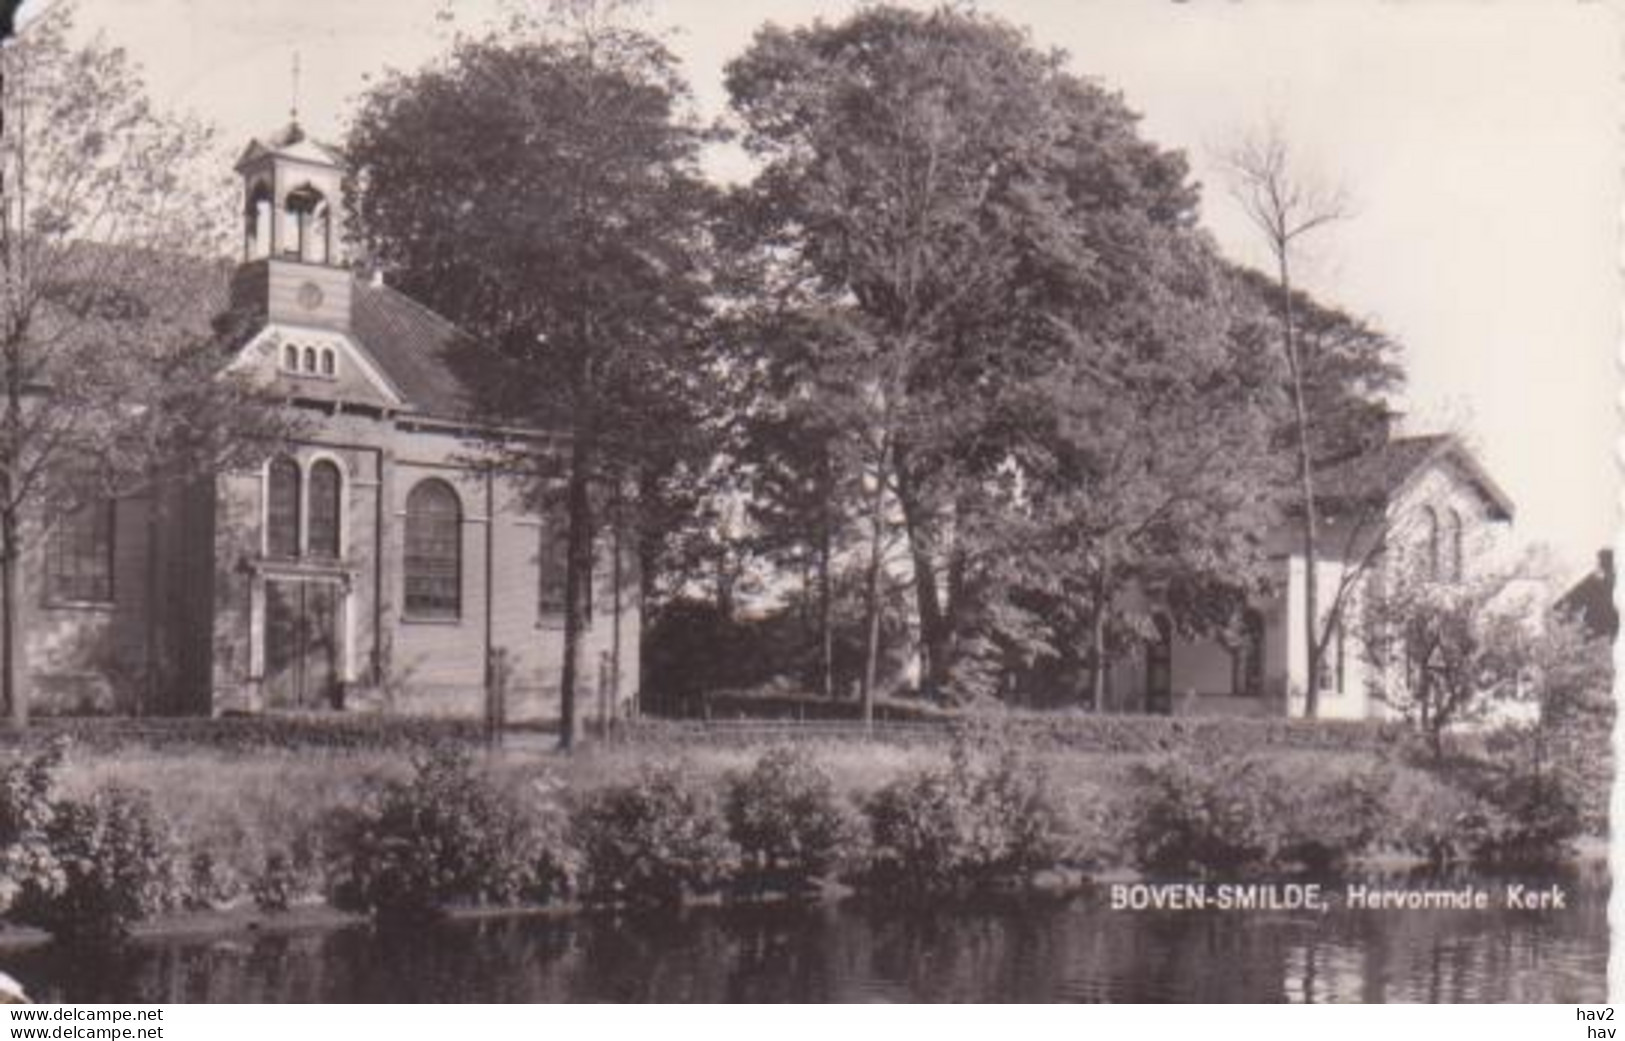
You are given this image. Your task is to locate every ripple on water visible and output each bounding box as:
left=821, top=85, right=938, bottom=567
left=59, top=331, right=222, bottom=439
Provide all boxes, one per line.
left=0, top=872, right=1606, bottom=1003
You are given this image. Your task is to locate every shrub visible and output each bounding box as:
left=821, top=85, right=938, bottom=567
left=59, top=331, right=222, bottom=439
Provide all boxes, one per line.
left=1123, top=755, right=1276, bottom=877
left=860, top=743, right=1065, bottom=893
left=13, top=786, right=183, bottom=942
left=569, top=765, right=737, bottom=907
left=1271, top=763, right=1392, bottom=873
left=1382, top=767, right=1492, bottom=865
left=326, top=747, right=564, bottom=919
left=249, top=836, right=330, bottom=914
left=1125, top=754, right=1398, bottom=876
left=184, top=850, right=244, bottom=910
left=724, top=747, right=852, bottom=894
left=1463, top=766, right=1583, bottom=866
left=0, top=742, right=68, bottom=912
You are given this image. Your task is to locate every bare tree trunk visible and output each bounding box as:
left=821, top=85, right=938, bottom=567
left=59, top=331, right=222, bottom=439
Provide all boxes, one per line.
left=1089, top=564, right=1111, bottom=712
left=1, top=508, right=19, bottom=730
left=558, top=416, right=595, bottom=751
left=817, top=504, right=833, bottom=699
left=610, top=491, right=622, bottom=725
left=143, top=481, right=164, bottom=716
left=1280, top=258, right=1321, bottom=719
left=859, top=441, right=888, bottom=729
left=1, top=331, right=23, bottom=729
left=894, top=453, right=948, bottom=697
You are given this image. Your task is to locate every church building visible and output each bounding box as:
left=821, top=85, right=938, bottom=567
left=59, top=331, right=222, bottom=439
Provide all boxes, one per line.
left=24, top=122, right=638, bottom=724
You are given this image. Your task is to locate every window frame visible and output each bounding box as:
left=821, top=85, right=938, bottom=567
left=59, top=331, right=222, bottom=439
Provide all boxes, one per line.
left=265, top=455, right=302, bottom=559
left=44, top=498, right=115, bottom=606
left=307, top=458, right=343, bottom=561
left=1421, top=506, right=1441, bottom=580
left=404, top=478, right=463, bottom=621
left=1447, top=508, right=1465, bottom=582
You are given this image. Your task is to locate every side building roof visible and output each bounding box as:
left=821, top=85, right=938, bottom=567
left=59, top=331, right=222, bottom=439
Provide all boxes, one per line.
left=1313, top=434, right=1514, bottom=522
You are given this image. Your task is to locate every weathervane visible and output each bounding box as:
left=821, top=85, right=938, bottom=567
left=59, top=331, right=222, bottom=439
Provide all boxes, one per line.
left=290, top=49, right=301, bottom=125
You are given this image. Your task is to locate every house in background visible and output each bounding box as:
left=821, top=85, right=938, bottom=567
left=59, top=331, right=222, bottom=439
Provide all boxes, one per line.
left=1107, top=433, right=1515, bottom=719
left=23, top=121, right=638, bottom=724
left=1557, top=548, right=1617, bottom=641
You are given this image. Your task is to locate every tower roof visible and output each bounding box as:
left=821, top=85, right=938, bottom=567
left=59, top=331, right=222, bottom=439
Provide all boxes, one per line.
left=235, top=121, right=345, bottom=172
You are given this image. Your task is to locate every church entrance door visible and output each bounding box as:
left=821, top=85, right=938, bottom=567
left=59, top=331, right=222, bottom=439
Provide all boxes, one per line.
left=264, top=580, right=340, bottom=709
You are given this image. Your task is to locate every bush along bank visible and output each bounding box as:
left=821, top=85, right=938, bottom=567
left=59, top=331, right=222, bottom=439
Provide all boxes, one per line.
left=0, top=734, right=1594, bottom=939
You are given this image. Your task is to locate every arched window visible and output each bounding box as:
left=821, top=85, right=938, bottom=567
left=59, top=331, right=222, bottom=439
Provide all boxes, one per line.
left=320, top=348, right=335, bottom=377
left=245, top=181, right=274, bottom=259
left=308, top=460, right=342, bottom=560
left=266, top=456, right=301, bottom=557
left=47, top=500, right=114, bottom=603
left=1447, top=509, right=1465, bottom=582
left=1421, top=507, right=1440, bottom=580
left=285, top=184, right=327, bottom=262
left=283, top=344, right=298, bottom=372
left=405, top=479, right=461, bottom=619
left=303, top=347, right=317, bottom=373
left=308, top=201, right=331, bottom=264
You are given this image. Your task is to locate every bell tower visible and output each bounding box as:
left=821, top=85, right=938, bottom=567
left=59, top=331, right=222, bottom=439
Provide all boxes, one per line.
left=230, top=118, right=352, bottom=332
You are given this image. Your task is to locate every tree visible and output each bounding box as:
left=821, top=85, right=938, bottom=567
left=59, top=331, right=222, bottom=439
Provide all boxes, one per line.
left=0, top=5, right=292, bottom=725
left=1220, top=122, right=1351, bottom=717
left=1360, top=561, right=1544, bottom=758
left=345, top=2, right=716, bottom=748
left=726, top=6, right=1203, bottom=702
left=975, top=223, right=1279, bottom=708
left=735, top=365, right=857, bottom=699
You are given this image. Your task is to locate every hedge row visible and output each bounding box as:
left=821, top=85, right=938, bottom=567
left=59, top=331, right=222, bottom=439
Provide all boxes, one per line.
left=692, top=689, right=955, bottom=723
left=0, top=715, right=490, bottom=753
left=621, top=713, right=1414, bottom=756
left=4, top=709, right=1414, bottom=759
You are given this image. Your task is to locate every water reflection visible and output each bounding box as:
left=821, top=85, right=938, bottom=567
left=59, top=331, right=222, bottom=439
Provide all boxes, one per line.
left=0, top=868, right=1604, bottom=1003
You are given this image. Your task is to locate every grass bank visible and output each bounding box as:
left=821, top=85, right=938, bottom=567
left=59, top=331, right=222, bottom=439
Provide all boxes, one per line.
left=0, top=714, right=1602, bottom=941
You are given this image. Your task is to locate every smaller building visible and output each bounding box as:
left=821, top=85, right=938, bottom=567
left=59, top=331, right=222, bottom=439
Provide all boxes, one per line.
left=1107, top=433, right=1514, bottom=719
left=1556, top=548, right=1617, bottom=641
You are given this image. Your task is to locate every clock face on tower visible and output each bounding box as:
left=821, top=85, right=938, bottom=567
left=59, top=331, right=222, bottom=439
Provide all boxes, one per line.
left=297, top=281, right=324, bottom=310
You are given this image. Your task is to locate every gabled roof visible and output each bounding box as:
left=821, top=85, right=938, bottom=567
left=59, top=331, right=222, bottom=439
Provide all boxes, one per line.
left=235, top=121, right=344, bottom=172
left=349, top=279, right=473, bottom=420
left=1556, top=549, right=1617, bottom=639
left=1314, top=433, right=1514, bottom=521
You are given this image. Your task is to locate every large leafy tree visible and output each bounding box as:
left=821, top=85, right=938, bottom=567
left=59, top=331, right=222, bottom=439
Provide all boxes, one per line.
left=345, top=5, right=716, bottom=746
left=983, top=227, right=1280, bottom=708
left=726, top=6, right=1223, bottom=702
left=0, top=5, right=292, bottom=725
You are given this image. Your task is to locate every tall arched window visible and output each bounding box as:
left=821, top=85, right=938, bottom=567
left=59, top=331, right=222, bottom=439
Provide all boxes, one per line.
left=1447, top=509, right=1465, bottom=582
left=405, top=479, right=461, bottom=619
left=266, top=456, right=301, bottom=558
left=1421, top=507, right=1440, bottom=580
left=308, top=460, right=342, bottom=560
